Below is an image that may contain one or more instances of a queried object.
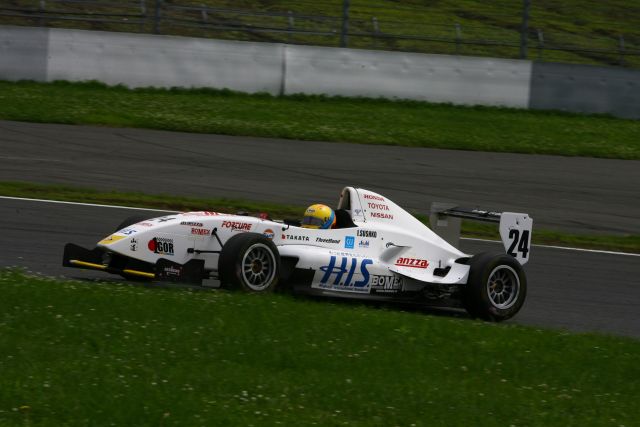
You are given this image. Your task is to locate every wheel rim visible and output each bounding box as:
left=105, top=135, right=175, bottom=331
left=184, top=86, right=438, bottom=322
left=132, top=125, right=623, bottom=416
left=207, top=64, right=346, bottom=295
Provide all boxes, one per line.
left=241, top=243, right=276, bottom=291
left=486, top=265, right=520, bottom=309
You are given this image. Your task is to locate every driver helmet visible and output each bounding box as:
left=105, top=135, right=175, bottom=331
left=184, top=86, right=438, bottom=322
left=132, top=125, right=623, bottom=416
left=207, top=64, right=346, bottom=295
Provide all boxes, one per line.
left=301, top=204, right=336, bottom=229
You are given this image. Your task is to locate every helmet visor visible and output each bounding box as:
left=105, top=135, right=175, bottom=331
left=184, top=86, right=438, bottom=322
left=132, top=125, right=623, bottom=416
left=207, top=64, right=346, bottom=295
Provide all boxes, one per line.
left=301, top=216, right=325, bottom=228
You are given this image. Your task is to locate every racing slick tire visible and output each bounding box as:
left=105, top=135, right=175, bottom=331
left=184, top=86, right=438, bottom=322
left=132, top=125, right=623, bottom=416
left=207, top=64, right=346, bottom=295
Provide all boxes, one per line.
left=218, top=233, right=281, bottom=292
left=462, top=252, right=527, bottom=322
left=115, top=215, right=150, bottom=232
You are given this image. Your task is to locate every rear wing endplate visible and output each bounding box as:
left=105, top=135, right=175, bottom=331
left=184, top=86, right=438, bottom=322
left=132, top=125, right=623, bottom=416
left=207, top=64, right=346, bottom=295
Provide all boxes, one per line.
left=430, top=202, right=533, bottom=265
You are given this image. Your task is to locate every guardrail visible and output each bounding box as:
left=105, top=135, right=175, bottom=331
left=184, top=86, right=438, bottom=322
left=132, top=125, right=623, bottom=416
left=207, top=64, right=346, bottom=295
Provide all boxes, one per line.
left=1, top=0, right=638, bottom=68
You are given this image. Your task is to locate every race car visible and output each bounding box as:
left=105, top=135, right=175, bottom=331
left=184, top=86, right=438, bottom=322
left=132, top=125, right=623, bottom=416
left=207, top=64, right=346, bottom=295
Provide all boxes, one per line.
left=63, top=186, right=533, bottom=321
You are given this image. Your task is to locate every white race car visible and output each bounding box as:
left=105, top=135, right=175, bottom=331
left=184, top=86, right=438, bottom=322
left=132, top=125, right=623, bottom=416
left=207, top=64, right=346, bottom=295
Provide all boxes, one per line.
left=63, top=186, right=532, bottom=321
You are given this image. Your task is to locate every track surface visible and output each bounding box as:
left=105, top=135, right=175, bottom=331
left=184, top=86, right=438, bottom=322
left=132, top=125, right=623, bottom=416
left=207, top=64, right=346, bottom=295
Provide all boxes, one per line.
left=1, top=198, right=638, bottom=338
left=1, top=120, right=639, bottom=337
left=1, top=120, right=639, bottom=235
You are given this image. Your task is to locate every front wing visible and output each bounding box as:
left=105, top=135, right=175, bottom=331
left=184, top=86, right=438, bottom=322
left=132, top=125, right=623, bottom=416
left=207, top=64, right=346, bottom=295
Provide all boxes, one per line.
left=63, top=243, right=205, bottom=285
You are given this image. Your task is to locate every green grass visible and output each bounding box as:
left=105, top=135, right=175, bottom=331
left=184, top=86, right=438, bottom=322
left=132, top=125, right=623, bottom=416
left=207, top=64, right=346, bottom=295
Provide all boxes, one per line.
left=2, top=80, right=640, bottom=159
left=2, top=181, right=638, bottom=254
left=0, top=270, right=638, bottom=426
left=2, top=0, right=639, bottom=67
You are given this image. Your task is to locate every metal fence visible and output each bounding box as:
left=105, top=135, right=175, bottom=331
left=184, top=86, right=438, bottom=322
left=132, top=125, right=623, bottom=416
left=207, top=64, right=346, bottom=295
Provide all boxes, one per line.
left=1, top=0, right=638, bottom=68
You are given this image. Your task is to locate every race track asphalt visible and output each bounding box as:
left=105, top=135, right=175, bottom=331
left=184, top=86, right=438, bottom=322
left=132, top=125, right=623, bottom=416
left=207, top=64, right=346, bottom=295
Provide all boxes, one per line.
left=1, top=120, right=639, bottom=235
left=1, top=120, right=639, bottom=338
left=1, top=198, right=638, bottom=338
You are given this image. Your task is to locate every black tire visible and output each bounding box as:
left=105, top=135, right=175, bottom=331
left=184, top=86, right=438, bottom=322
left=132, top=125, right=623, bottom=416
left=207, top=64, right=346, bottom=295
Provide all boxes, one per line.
left=462, top=252, right=527, bottom=322
left=218, top=233, right=280, bottom=292
left=115, top=215, right=150, bottom=232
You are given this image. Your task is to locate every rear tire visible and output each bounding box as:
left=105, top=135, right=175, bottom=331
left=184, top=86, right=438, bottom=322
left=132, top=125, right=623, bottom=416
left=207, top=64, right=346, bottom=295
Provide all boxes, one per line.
left=218, top=233, right=280, bottom=292
left=462, top=252, right=527, bottom=322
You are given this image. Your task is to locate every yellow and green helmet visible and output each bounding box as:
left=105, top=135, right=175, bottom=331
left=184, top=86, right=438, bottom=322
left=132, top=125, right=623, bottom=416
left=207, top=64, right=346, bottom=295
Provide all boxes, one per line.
left=301, top=204, right=336, bottom=229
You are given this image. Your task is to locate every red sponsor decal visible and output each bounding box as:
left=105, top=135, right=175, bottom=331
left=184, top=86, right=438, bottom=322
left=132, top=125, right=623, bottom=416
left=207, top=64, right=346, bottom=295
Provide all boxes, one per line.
left=147, top=237, right=175, bottom=255
left=370, top=212, right=394, bottom=220
left=137, top=222, right=154, bottom=227
left=263, top=228, right=275, bottom=239
left=222, top=221, right=252, bottom=231
left=191, top=228, right=210, bottom=236
left=367, top=202, right=389, bottom=211
left=395, top=257, right=429, bottom=269
left=363, top=194, right=385, bottom=201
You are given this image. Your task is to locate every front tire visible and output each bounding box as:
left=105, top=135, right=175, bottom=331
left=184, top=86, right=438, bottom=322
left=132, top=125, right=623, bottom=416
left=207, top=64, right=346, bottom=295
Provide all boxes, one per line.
left=115, top=215, right=149, bottom=232
left=462, top=252, right=527, bottom=321
left=218, top=233, right=280, bottom=292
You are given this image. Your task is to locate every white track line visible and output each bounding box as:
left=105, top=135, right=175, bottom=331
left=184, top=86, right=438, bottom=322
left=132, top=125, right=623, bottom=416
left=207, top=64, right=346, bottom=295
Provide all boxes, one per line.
left=461, top=237, right=640, bottom=257
left=0, top=195, right=177, bottom=213
left=2, top=195, right=638, bottom=257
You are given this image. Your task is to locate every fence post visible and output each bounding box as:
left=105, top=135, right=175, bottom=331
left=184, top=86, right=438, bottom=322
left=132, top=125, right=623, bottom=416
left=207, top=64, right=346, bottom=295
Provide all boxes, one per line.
left=371, top=16, right=379, bottom=48
left=38, top=0, right=46, bottom=27
left=287, top=10, right=294, bottom=44
left=455, top=23, right=461, bottom=54
left=536, top=28, right=544, bottom=60
left=139, top=0, right=146, bottom=32
left=201, top=4, right=208, bottom=23
left=520, top=0, right=530, bottom=59
left=619, top=35, right=625, bottom=66
left=154, top=0, right=162, bottom=34
left=340, top=0, right=350, bottom=48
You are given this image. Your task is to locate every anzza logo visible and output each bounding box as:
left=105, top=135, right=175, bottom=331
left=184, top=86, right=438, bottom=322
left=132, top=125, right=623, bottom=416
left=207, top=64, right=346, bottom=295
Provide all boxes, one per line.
left=395, top=257, right=428, bottom=268
left=148, top=237, right=175, bottom=256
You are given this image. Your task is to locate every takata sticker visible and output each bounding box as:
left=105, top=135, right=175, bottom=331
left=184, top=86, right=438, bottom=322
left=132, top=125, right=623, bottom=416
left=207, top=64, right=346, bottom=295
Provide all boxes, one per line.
left=98, top=235, right=126, bottom=245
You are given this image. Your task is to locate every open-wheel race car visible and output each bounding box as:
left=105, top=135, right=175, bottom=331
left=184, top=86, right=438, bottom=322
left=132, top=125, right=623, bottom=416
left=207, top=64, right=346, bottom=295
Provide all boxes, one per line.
left=63, top=186, right=533, bottom=321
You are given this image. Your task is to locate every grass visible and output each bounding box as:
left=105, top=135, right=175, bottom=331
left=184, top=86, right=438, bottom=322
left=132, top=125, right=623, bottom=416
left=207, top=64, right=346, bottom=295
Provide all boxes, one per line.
left=2, top=181, right=638, bottom=254
left=1, top=80, right=640, bottom=160
left=0, top=269, right=638, bottom=426
left=1, top=0, right=639, bottom=67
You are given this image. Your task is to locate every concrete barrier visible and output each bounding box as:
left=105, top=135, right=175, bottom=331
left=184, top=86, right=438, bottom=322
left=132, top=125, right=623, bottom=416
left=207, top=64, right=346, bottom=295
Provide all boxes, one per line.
left=284, top=45, right=532, bottom=108
left=530, top=62, right=640, bottom=119
left=0, top=26, right=49, bottom=81
left=46, top=29, right=285, bottom=93
left=0, top=25, right=638, bottom=118
left=0, top=26, right=284, bottom=94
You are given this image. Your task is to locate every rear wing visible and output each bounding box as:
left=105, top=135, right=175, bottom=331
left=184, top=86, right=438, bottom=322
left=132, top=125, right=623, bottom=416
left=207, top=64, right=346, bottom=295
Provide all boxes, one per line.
left=430, top=203, right=533, bottom=265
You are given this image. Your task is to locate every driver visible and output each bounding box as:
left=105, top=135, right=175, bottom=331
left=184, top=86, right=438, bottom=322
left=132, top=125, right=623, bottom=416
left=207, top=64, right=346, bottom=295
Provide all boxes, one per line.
left=301, top=204, right=336, bottom=229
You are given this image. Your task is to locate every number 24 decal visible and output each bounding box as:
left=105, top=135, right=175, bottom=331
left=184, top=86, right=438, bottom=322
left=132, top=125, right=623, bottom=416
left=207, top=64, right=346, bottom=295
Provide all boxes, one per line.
left=507, top=229, right=530, bottom=258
